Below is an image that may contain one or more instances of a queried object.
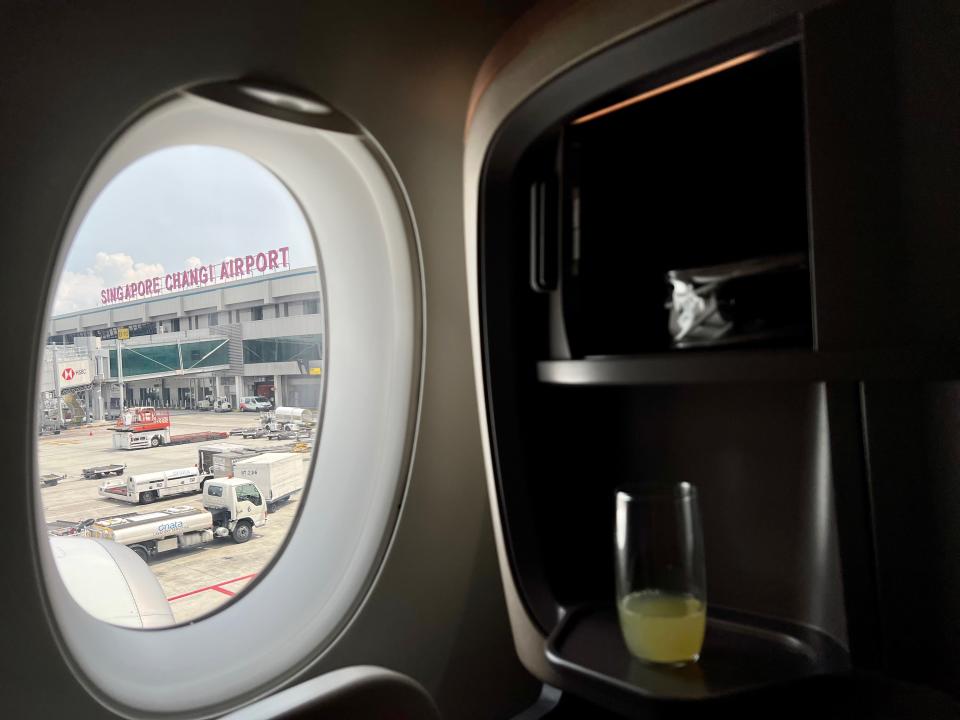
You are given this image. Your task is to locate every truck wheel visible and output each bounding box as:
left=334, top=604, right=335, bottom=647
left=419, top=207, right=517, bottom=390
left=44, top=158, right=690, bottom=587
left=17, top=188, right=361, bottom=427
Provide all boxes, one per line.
left=232, top=521, right=252, bottom=544
left=150, top=436, right=160, bottom=447
left=132, top=546, right=149, bottom=562
left=140, top=491, right=157, bottom=505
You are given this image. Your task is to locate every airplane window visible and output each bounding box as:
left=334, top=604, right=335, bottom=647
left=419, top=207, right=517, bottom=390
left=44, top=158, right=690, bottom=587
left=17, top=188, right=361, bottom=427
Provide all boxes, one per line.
left=35, top=84, right=421, bottom=714
left=39, top=144, right=321, bottom=628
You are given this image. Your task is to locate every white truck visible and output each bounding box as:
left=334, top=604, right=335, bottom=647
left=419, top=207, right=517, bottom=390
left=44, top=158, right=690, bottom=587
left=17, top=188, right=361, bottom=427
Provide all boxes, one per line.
left=85, top=478, right=267, bottom=561
left=98, top=466, right=208, bottom=505
left=233, top=452, right=304, bottom=511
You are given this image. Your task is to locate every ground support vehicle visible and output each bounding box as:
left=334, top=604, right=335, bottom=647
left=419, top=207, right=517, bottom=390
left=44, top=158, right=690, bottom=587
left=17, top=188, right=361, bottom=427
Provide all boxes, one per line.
left=47, top=520, right=83, bottom=536
left=111, top=406, right=172, bottom=449
left=112, top=428, right=172, bottom=449
left=82, top=463, right=126, bottom=479
left=85, top=478, right=268, bottom=561
left=213, top=398, right=232, bottom=412
left=273, top=406, right=316, bottom=425
left=98, top=466, right=209, bottom=504
left=112, top=424, right=229, bottom=450
left=234, top=452, right=304, bottom=512
left=212, top=449, right=259, bottom=477
left=197, top=443, right=249, bottom=474
left=40, top=472, right=65, bottom=487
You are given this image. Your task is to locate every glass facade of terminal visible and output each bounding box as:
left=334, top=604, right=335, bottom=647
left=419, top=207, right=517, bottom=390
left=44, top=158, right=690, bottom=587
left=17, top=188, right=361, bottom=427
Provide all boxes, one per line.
left=243, top=334, right=322, bottom=364
left=108, top=338, right=230, bottom=378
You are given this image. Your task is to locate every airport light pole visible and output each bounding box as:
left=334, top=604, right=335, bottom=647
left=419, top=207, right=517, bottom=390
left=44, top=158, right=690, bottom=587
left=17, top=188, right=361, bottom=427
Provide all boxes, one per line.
left=116, top=336, right=125, bottom=414
left=51, top=344, right=64, bottom=427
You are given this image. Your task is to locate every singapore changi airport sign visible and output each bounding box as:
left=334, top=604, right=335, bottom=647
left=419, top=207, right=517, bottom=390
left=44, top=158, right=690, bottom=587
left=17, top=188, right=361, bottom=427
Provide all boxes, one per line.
left=99, top=246, right=291, bottom=306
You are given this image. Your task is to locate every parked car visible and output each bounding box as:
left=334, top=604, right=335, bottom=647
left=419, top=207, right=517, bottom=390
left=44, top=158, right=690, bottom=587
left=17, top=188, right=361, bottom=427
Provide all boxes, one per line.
left=239, top=396, right=272, bottom=412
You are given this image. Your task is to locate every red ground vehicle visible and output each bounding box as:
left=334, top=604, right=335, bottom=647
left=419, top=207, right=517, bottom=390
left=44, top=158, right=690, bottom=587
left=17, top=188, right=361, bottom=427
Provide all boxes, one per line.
left=115, top=407, right=171, bottom=432
left=110, top=406, right=228, bottom=450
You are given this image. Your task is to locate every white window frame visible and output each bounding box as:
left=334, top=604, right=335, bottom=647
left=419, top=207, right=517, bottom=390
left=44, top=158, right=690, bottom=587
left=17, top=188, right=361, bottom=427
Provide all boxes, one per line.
left=34, top=89, right=424, bottom=716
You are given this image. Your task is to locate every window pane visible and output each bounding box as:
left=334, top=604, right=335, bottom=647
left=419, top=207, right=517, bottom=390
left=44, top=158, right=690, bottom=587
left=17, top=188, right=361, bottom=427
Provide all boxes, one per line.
left=41, top=145, right=323, bottom=628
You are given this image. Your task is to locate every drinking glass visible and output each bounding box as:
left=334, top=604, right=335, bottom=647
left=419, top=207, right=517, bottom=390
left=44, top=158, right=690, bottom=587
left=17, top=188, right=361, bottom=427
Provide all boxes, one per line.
left=615, top=482, right=707, bottom=665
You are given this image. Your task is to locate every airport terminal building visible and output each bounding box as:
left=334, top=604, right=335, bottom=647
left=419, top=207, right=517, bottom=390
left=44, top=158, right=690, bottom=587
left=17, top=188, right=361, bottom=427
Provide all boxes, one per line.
left=40, top=265, right=323, bottom=422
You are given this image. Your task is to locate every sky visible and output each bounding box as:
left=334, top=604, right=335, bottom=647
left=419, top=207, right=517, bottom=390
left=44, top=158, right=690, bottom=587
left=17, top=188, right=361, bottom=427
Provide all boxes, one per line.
left=53, top=145, right=317, bottom=315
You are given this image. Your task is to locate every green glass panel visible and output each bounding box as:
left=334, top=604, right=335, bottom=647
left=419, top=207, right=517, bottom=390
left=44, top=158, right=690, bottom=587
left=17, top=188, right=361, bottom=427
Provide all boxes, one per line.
left=182, top=339, right=230, bottom=369
left=112, top=343, right=180, bottom=378
left=243, top=334, right=322, bottom=364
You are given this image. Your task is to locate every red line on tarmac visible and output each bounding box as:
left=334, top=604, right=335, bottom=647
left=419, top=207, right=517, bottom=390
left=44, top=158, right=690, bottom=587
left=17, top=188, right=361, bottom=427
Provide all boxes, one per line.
left=167, top=573, right=258, bottom=602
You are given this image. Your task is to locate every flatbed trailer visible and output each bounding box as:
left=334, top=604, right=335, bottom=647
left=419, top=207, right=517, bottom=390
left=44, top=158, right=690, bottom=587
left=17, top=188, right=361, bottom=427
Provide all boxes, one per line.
left=40, top=472, right=66, bottom=487
left=82, top=464, right=126, bottom=479
left=167, top=430, right=230, bottom=446
left=47, top=520, right=84, bottom=536
left=111, top=429, right=229, bottom=450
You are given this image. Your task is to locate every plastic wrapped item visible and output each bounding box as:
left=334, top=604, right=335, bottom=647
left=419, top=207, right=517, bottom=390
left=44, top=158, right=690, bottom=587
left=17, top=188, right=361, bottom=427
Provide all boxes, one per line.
left=666, top=253, right=808, bottom=348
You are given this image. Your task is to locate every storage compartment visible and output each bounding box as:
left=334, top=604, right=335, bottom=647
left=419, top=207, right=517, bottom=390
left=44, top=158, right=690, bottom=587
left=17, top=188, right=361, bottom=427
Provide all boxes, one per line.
left=558, top=43, right=811, bottom=356
left=473, top=0, right=960, bottom=714
left=492, top=379, right=850, bottom=711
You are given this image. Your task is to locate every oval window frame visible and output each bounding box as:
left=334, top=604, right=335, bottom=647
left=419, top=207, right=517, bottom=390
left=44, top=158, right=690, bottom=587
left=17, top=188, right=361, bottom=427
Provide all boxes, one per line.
left=33, top=86, right=424, bottom=716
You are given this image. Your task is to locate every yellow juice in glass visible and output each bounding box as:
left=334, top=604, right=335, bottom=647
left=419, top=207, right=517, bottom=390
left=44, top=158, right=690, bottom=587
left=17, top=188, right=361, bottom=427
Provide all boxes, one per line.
left=618, top=590, right=706, bottom=664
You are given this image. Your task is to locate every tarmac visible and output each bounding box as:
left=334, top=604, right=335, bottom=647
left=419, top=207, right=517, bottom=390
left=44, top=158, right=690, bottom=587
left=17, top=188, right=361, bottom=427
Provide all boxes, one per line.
left=38, top=410, right=313, bottom=624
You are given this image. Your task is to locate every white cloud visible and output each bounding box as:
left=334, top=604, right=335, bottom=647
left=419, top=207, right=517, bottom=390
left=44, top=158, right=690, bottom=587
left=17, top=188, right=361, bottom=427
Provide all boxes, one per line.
left=52, top=252, right=165, bottom=314
left=185, top=256, right=203, bottom=269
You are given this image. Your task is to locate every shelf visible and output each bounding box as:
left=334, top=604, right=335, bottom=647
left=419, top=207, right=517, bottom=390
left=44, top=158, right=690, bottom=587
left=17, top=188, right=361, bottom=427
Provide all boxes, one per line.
left=545, top=605, right=849, bottom=714
left=537, top=348, right=960, bottom=385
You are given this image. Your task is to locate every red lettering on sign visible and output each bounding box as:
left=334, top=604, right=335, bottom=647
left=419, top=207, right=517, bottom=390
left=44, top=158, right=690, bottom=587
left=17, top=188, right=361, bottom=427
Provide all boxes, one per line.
left=100, top=247, right=291, bottom=304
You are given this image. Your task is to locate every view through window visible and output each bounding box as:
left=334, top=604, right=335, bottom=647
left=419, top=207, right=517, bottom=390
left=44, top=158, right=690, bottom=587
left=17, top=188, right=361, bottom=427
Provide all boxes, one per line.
left=40, top=145, right=323, bottom=627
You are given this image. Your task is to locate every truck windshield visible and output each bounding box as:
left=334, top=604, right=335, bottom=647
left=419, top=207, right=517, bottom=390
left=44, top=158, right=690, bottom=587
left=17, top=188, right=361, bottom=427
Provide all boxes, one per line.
left=236, top=484, right=262, bottom=506
left=207, top=485, right=223, bottom=497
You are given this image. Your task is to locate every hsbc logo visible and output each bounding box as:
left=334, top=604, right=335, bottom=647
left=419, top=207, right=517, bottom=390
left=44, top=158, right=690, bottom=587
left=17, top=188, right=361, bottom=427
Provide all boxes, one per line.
left=61, top=367, right=88, bottom=381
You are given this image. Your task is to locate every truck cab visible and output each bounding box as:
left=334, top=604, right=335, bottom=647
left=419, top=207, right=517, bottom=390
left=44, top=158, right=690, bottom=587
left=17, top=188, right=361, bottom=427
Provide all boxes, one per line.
left=203, top=477, right=268, bottom=542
